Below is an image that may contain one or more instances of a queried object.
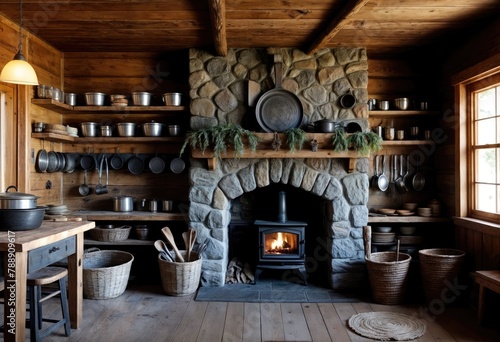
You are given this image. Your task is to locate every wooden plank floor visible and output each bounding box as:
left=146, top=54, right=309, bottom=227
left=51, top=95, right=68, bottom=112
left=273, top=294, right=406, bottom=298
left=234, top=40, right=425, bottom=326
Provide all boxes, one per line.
left=2, top=284, right=500, bottom=342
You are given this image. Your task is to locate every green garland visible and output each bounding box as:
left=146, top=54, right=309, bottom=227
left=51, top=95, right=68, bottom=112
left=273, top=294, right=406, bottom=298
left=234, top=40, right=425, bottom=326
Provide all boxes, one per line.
left=284, top=128, right=307, bottom=153
left=180, top=123, right=258, bottom=159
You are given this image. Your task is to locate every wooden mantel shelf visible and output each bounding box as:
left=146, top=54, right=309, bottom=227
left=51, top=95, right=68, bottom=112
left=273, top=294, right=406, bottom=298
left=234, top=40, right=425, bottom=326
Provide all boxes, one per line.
left=190, top=132, right=368, bottom=171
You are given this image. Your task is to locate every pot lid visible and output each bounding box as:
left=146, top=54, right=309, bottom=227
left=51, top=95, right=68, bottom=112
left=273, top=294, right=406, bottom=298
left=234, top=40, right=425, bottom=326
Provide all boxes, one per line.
left=0, top=186, right=40, bottom=200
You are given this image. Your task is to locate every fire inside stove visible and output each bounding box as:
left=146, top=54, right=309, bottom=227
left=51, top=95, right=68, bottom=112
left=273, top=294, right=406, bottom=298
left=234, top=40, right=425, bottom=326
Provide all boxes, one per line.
left=265, top=231, right=299, bottom=255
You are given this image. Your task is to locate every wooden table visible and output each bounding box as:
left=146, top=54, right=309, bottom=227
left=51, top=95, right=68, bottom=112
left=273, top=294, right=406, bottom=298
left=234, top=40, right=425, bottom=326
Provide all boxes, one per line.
left=475, top=270, right=500, bottom=324
left=0, top=220, right=95, bottom=341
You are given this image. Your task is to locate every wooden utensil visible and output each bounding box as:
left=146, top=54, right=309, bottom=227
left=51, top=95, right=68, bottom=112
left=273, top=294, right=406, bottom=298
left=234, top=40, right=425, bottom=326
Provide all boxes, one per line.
left=154, top=240, right=173, bottom=262
left=182, top=231, right=190, bottom=261
left=161, top=227, right=184, bottom=262
left=248, top=80, right=261, bottom=107
left=363, top=226, right=371, bottom=260
left=188, top=228, right=197, bottom=261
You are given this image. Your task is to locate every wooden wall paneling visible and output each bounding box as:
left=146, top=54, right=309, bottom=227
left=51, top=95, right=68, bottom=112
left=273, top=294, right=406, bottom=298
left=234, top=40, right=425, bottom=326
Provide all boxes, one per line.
left=63, top=51, right=189, bottom=96
left=481, top=234, right=500, bottom=270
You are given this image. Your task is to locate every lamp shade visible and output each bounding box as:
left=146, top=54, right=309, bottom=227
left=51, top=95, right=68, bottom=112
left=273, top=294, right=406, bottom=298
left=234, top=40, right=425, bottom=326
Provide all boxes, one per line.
left=0, top=52, right=39, bottom=85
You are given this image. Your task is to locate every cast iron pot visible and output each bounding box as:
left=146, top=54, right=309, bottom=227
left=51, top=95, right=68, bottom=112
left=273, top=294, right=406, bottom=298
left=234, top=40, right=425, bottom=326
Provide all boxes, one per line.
left=0, top=186, right=40, bottom=209
left=0, top=206, right=46, bottom=231
left=309, top=119, right=343, bottom=133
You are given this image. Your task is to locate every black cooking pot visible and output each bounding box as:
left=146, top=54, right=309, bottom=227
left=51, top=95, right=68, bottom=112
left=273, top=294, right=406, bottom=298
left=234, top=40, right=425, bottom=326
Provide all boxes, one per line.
left=0, top=206, right=46, bottom=231
left=309, top=119, right=343, bottom=133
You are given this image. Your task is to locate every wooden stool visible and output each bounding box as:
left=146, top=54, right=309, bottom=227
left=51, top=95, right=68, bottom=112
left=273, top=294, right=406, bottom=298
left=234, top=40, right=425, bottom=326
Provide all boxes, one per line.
left=475, top=270, right=500, bottom=324
left=27, top=267, right=71, bottom=341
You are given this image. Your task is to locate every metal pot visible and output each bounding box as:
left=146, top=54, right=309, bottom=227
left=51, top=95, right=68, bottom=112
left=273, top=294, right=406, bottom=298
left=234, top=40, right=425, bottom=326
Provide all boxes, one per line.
left=80, top=122, right=99, bottom=137
left=162, top=93, right=182, bottom=106
left=162, top=200, right=174, bottom=212
left=131, top=92, right=152, bottom=106
left=140, top=121, right=165, bottom=137
left=168, top=125, right=181, bottom=136
left=0, top=206, right=46, bottom=231
left=84, top=92, right=106, bottom=106
left=116, top=123, right=136, bottom=137
left=113, top=196, right=134, bottom=212
left=309, top=119, right=342, bottom=133
left=100, top=125, right=113, bottom=137
left=0, top=186, right=40, bottom=209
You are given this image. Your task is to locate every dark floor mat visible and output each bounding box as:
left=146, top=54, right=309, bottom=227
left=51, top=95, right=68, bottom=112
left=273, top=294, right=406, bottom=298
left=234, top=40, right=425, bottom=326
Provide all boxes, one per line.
left=195, top=277, right=366, bottom=303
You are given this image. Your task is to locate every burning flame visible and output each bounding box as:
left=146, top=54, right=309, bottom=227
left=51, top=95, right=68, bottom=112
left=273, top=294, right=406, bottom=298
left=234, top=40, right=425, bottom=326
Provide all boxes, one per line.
left=271, top=232, right=287, bottom=250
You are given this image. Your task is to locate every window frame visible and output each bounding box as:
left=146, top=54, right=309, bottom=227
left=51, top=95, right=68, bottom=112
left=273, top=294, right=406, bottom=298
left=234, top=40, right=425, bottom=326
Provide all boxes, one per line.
left=453, top=54, right=500, bottom=225
left=467, top=74, right=500, bottom=223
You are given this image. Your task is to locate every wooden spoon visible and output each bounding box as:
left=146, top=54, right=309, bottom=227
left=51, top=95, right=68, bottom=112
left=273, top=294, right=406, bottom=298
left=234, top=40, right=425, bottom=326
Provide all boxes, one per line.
left=154, top=240, right=173, bottom=262
left=182, top=231, right=191, bottom=261
left=161, top=227, right=184, bottom=262
left=189, top=228, right=197, bottom=261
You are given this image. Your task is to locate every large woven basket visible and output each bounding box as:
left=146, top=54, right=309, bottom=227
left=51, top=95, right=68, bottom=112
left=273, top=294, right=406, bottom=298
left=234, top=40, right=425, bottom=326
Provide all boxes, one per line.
left=419, top=248, right=465, bottom=303
left=366, top=251, right=412, bottom=305
left=158, top=250, right=202, bottom=296
left=89, top=225, right=131, bottom=242
left=83, top=249, right=134, bottom=299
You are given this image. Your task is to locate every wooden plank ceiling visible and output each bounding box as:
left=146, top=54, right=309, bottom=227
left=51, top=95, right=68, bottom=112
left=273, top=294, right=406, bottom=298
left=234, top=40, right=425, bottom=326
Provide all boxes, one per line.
left=0, top=0, right=499, bottom=57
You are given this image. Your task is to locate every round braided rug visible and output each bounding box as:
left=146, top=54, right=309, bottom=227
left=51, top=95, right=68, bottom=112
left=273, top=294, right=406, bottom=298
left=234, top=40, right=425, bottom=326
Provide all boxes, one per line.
left=348, top=311, right=426, bottom=341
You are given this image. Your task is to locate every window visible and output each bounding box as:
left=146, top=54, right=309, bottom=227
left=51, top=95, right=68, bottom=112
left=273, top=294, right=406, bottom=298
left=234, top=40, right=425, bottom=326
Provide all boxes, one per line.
left=468, top=73, right=500, bottom=223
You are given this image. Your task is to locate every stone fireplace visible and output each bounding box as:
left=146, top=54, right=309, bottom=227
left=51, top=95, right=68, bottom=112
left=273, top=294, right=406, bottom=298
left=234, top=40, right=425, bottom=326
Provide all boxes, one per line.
left=186, top=47, right=370, bottom=289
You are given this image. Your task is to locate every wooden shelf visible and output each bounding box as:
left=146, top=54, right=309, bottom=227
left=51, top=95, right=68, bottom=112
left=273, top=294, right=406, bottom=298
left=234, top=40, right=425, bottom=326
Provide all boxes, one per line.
left=191, top=132, right=370, bottom=171
left=381, top=139, right=434, bottom=146
left=369, top=110, right=440, bottom=117
left=32, top=99, right=186, bottom=113
left=368, top=216, right=451, bottom=223
left=31, top=132, right=184, bottom=144
left=74, top=210, right=185, bottom=221
left=84, top=238, right=154, bottom=246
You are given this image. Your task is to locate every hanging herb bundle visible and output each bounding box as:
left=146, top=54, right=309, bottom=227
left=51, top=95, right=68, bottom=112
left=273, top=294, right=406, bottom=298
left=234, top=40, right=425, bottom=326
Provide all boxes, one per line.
left=179, top=123, right=258, bottom=159
left=284, top=128, right=307, bottom=153
left=347, top=131, right=382, bottom=156
left=364, top=131, right=383, bottom=154
left=331, top=127, right=349, bottom=152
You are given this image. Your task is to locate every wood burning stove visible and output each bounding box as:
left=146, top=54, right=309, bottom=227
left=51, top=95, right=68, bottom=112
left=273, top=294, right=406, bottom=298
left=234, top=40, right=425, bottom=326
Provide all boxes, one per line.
left=254, top=191, right=308, bottom=284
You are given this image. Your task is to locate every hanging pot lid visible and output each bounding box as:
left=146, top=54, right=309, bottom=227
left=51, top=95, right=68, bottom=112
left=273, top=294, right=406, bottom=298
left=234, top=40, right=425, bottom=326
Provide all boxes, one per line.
left=0, top=186, right=40, bottom=200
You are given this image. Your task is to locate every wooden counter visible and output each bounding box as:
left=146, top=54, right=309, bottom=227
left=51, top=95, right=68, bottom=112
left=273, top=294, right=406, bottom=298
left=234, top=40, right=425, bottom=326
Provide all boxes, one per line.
left=0, top=220, right=95, bottom=341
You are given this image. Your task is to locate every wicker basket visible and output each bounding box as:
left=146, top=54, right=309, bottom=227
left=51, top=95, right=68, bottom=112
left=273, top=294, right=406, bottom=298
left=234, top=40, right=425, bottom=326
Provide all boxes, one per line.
left=419, top=248, right=465, bottom=303
left=366, top=251, right=412, bottom=305
left=158, top=250, right=201, bottom=296
left=83, top=249, right=134, bottom=299
left=89, top=225, right=131, bottom=242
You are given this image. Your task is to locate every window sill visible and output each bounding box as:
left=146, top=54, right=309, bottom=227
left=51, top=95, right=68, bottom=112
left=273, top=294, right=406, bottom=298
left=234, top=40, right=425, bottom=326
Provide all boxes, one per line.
left=453, top=217, right=500, bottom=236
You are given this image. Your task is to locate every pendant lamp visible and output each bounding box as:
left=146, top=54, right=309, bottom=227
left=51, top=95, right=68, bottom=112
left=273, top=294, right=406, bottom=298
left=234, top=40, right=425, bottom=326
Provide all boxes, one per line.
left=0, top=0, right=39, bottom=85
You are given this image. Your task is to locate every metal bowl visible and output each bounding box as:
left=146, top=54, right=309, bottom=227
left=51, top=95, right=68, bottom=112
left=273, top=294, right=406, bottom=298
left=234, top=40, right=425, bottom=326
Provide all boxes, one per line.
left=80, top=122, right=99, bottom=137
left=131, top=92, right=152, bottom=106
left=84, top=92, right=106, bottom=106
left=162, top=93, right=182, bottom=106
left=394, top=98, right=410, bottom=110
left=116, top=123, right=136, bottom=137
left=168, top=125, right=181, bottom=136
left=141, top=121, right=165, bottom=137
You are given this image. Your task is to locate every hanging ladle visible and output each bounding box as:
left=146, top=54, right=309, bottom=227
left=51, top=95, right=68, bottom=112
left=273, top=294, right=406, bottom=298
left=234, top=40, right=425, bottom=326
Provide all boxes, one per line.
left=78, top=169, right=90, bottom=196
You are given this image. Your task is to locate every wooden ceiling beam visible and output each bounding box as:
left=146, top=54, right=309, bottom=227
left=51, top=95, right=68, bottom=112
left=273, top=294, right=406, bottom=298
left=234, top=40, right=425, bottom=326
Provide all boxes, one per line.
left=304, top=0, right=370, bottom=55
left=208, top=0, right=227, bottom=56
